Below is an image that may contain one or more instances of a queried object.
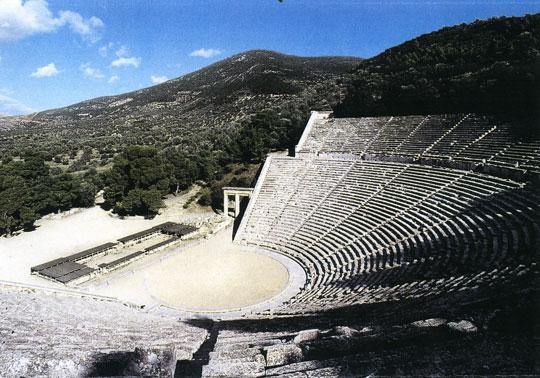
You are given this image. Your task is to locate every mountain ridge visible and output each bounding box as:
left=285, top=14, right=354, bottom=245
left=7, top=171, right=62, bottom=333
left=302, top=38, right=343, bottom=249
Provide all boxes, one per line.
left=0, top=50, right=362, bottom=158
left=28, top=50, right=361, bottom=117
left=23, top=49, right=361, bottom=117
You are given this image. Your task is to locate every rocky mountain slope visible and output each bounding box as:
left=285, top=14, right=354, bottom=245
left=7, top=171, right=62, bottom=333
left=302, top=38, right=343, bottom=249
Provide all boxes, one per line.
left=0, top=50, right=361, bottom=159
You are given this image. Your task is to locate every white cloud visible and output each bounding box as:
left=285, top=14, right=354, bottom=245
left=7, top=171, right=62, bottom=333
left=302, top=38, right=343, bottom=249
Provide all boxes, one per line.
left=108, top=75, right=118, bottom=84
left=189, top=48, right=222, bottom=58
left=111, top=56, right=140, bottom=68
left=57, top=10, right=103, bottom=42
left=151, top=75, right=168, bottom=84
left=0, top=93, right=34, bottom=115
left=30, top=62, right=59, bottom=78
left=109, top=45, right=140, bottom=67
left=99, top=41, right=114, bottom=57
left=0, top=0, right=104, bottom=42
left=80, top=63, right=104, bottom=79
left=115, top=45, right=129, bottom=57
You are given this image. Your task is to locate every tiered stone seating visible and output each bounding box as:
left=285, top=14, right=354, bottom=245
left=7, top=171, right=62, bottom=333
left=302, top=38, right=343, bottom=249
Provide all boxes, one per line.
left=489, top=140, right=540, bottom=173
left=425, top=114, right=489, bottom=157
left=368, top=115, right=426, bottom=154
left=241, top=157, right=312, bottom=240
left=323, top=117, right=390, bottom=154
left=199, top=111, right=539, bottom=375
left=455, top=123, right=514, bottom=161
left=394, top=114, right=465, bottom=156
left=295, top=111, right=333, bottom=154
left=296, top=112, right=540, bottom=175
left=4, top=110, right=538, bottom=376
left=0, top=285, right=207, bottom=376
left=237, top=157, right=539, bottom=314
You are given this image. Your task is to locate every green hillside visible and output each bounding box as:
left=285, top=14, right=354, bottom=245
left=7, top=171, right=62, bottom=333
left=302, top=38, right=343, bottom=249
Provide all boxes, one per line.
left=334, top=14, right=540, bottom=126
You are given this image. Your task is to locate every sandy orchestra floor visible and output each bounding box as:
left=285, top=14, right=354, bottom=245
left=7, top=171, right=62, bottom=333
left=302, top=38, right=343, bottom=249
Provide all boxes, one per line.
left=92, top=228, right=290, bottom=312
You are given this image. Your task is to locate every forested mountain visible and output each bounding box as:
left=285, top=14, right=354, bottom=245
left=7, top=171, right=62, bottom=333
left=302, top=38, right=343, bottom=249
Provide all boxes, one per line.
left=0, top=50, right=361, bottom=160
left=334, top=14, right=540, bottom=125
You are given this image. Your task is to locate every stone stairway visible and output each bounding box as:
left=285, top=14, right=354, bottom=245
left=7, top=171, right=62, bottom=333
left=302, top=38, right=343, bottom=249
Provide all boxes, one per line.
left=174, top=319, right=220, bottom=377
left=422, top=113, right=470, bottom=156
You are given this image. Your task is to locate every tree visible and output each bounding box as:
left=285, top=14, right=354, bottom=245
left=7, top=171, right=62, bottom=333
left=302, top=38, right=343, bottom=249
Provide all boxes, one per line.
left=0, top=154, right=96, bottom=235
left=161, top=148, right=200, bottom=193
left=103, top=146, right=173, bottom=216
left=334, top=14, right=540, bottom=124
left=234, top=108, right=309, bottom=162
left=116, top=188, right=164, bottom=217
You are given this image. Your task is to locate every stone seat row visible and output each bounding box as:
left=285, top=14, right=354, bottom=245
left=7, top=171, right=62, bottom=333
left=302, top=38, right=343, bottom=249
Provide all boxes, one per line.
left=277, top=263, right=532, bottom=313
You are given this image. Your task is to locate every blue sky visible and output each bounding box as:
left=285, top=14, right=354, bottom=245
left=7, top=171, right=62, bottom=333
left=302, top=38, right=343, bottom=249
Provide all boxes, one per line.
left=0, top=0, right=539, bottom=115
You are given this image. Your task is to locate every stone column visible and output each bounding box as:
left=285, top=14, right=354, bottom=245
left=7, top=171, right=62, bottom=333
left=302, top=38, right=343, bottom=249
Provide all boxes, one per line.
left=223, top=192, right=229, bottom=217
left=235, top=193, right=240, bottom=217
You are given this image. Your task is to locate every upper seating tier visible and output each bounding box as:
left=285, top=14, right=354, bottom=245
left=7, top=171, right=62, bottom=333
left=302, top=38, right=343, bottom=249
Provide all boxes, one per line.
left=295, top=112, right=540, bottom=177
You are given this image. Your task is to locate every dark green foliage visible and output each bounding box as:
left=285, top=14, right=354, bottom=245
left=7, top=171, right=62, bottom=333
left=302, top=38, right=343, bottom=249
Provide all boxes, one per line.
left=0, top=154, right=96, bottom=235
left=0, top=51, right=353, bottom=229
left=161, top=149, right=200, bottom=193
left=159, top=106, right=310, bottom=211
left=196, top=187, right=212, bottom=207
left=195, top=106, right=309, bottom=208
left=117, top=188, right=164, bottom=215
left=108, top=107, right=310, bottom=213
left=234, top=108, right=309, bottom=163
left=196, top=172, right=256, bottom=210
left=3, top=15, right=537, bottom=231
left=334, top=14, right=540, bottom=123
left=103, top=146, right=174, bottom=217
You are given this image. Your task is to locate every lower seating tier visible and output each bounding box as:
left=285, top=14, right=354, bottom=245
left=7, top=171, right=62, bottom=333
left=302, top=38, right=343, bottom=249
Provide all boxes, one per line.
left=237, top=157, right=540, bottom=314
